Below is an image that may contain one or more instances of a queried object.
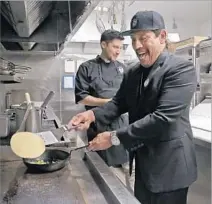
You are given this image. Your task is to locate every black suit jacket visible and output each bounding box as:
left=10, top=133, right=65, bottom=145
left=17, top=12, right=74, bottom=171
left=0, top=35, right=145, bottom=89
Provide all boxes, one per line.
left=93, top=52, right=198, bottom=193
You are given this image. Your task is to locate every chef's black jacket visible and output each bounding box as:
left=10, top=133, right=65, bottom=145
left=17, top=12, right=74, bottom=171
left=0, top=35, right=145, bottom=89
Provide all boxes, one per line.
left=75, top=55, right=128, bottom=166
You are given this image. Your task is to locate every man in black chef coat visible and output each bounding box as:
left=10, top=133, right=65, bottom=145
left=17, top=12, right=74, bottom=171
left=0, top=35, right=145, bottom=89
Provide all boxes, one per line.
left=74, top=29, right=129, bottom=168
left=69, top=11, right=198, bottom=204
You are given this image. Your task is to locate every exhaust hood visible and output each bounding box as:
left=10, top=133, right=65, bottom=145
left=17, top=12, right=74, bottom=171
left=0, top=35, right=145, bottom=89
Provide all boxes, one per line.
left=0, top=1, right=99, bottom=52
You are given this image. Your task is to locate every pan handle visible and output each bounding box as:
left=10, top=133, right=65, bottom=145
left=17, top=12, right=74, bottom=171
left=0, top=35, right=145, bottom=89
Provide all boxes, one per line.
left=17, top=103, right=31, bottom=132
left=70, top=144, right=89, bottom=153
left=63, top=124, right=81, bottom=132
left=40, top=91, right=55, bottom=109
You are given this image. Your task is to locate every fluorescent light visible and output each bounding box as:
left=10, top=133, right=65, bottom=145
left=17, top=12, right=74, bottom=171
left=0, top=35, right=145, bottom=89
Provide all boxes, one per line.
left=94, top=6, right=108, bottom=12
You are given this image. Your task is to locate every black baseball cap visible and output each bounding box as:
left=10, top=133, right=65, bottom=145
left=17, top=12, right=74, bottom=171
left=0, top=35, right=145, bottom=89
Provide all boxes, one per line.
left=100, top=29, right=124, bottom=42
left=122, top=11, right=165, bottom=36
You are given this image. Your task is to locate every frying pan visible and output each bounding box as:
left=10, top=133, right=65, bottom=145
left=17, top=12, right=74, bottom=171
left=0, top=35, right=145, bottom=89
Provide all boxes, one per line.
left=23, top=144, right=89, bottom=172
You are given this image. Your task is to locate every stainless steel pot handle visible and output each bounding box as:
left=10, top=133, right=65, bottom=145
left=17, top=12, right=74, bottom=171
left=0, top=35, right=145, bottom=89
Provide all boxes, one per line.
left=40, top=91, right=55, bottom=109
left=16, top=103, right=31, bottom=132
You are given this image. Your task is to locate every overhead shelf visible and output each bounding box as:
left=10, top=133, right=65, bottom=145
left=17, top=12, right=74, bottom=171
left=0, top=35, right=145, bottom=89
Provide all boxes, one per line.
left=0, top=75, right=23, bottom=83
left=171, top=36, right=210, bottom=51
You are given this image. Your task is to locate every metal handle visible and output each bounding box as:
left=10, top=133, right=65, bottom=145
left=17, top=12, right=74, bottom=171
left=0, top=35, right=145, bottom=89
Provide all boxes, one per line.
left=63, top=124, right=83, bottom=132
left=70, top=144, right=89, bottom=153
left=25, top=93, right=31, bottom=105
left=17, top=92, right=33, bottom=132
left=46, top=141, right=73, bottom=147
left=40, top=91, right=55, bottom=109
left=16, top=103, right=31, bottom=132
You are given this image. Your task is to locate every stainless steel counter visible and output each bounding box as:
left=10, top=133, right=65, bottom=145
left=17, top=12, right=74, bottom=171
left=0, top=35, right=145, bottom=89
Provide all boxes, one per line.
left=190, top=98, right=211, bottom=148
left=188, top=99, right=211, bottom=204
left=0, top=146, right=140, bottom=204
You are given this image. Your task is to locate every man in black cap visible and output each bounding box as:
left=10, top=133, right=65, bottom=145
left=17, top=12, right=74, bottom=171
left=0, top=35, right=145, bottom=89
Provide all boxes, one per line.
left=74, top=29, right=129, bottom=168
left=69, top=11, right=198, bottom=204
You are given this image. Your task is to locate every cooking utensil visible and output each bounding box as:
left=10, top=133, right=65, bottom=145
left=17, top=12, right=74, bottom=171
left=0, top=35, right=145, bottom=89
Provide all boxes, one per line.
left=16, top=103, right=31, bottom=132
left=0, top=57, right=31, bottom=74
left=40, top=91, right=55, bottom=109
left=54, top=125, right=79, bottom=138
left=36, top=130, right=59, bottom=145
left=25, top=93, right=31, bottom=105
left=23, top=144, right=89, bottom=172
left=24, top=93, right=38, bottom=132
left=15, top=92, right=33, bottom=133
left=11, top=97, right=36, bottom=132
left=37, top=125, right=79, bottom=145
left=39, top=91, right=55, bottom=127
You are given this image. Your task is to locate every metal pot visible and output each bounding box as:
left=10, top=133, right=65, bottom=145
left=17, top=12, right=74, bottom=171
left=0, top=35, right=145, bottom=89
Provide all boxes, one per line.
left=11, top=102, right=41, bottom=132
left=11, top=103, right=27, bottom=131
left=10, top=91, right=55, bottom=133
left=0, top=114, right=10, bottom=138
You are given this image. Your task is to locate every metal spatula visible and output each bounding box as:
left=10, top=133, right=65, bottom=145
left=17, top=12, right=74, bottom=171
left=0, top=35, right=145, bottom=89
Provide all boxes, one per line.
left=36, top=125, right=79, bottom=145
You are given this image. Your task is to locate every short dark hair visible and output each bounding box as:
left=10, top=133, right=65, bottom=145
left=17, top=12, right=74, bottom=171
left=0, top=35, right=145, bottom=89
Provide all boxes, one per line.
left=152, top=29, right=169, bottom=49
left=100, top=29, right=124, bottom=43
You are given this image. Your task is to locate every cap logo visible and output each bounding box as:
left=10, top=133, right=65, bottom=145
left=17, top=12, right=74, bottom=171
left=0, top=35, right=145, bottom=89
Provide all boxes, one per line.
left=132, top=18, right=138, bottom=28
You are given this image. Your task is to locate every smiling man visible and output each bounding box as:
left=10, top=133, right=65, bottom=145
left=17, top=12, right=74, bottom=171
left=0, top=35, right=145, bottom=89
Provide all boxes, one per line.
left=69, top=11, right=198, bottom=204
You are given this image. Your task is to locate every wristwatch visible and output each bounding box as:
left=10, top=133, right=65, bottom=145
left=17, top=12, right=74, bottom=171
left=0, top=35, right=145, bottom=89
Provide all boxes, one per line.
left=110, top=131, right=120, bottom=146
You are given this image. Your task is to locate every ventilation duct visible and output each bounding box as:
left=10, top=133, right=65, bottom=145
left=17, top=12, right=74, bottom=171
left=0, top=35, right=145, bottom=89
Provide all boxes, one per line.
left=0, top=1, right=100, bottom=52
